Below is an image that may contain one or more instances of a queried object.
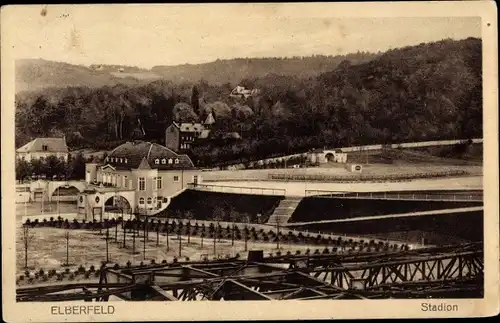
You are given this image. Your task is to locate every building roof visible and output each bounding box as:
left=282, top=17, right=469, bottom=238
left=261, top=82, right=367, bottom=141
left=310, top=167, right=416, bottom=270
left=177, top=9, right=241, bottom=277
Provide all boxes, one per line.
left=16, top=137, right=69, bottom=153
left=199, top=129, right=211, bottom=139
left=203, top=112, right=215, bottom=125
left=106, top=141, right=195, bottom=170
left=179, top=122, right=205, bottom=133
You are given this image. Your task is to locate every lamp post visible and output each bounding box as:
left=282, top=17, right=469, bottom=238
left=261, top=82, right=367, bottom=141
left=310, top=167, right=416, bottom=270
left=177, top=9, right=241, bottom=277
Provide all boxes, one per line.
left=166, top=214, right=170, bottom=252
left=143, top=217, right=147, bottom=261
left=276, top=218, right=280, bottom=250
left=41, top=189, right=44, bottom=216
left=105, top=227, right=110, bottom=263
left=244, top=215, right=250, bottom=252
left=64, top=230, right=70, bottom=266
left=213, top=221, right=218, bottom=257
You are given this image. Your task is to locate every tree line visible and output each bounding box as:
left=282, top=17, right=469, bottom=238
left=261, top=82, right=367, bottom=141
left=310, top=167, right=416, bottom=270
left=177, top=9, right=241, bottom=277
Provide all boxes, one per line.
left=16, top=153, right=87, bottom=182
left=15, top=38, right=482, bottom=168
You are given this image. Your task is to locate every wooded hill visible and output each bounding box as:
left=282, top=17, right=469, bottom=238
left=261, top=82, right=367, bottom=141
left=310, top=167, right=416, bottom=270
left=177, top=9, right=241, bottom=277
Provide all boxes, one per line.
left=16, top=52, right=378, bottom=93
left=15, top=38, right=482, bottom=167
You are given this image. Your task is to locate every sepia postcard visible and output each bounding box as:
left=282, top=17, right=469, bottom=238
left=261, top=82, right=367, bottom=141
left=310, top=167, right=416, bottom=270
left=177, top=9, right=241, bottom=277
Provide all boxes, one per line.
left=1, top=2, right=499, bottom=321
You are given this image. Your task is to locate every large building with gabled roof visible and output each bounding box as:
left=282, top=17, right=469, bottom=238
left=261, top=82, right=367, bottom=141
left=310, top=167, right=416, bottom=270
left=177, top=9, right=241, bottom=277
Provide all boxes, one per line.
left=165, top=111, right=215, bottom=152
left=16, top=137, right=69, bottom=162
left=81, top=141, right=202, bottom=218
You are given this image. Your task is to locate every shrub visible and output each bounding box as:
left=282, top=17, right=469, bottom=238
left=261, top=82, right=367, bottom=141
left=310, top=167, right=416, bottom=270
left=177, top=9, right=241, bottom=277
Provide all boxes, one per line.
left=68, top=273, right=75, bottom=280
left=89, top=265, right=95, bottom=272
left=113, top=264, right=120, bottom=269
left=19, top=275, right=24, bottom=281
left=38, top=269, right=45, bottom=276
left=173, top=257, right=178, bottom=263
left=84, top=272, right=90, bottom=279
left=78, top=265, right=85, bottom=273
left=295, top=250, right=301, bottom=255
left=65, top=268, right=70, bottom=274
left=24, top=270, right=30, bottom=277
left=185, top=257, right=190, bottom=261
left=161, top=260, right=167, bottom=264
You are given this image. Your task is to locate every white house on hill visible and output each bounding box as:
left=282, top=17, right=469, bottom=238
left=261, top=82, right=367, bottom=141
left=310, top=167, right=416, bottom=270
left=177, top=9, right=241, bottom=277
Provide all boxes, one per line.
left=16, top=137, right=69, bottom=162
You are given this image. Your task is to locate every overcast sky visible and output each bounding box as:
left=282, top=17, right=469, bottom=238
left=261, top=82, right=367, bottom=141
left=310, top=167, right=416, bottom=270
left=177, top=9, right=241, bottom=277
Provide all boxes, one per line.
left=8, top=4, right=481, bottom=68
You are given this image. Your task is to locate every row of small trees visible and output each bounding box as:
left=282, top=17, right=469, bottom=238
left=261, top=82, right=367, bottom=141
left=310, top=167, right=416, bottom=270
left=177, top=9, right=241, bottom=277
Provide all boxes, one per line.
left=24, top=217, right=406, bottom=255
left=16, top=153, right=87, bottom=182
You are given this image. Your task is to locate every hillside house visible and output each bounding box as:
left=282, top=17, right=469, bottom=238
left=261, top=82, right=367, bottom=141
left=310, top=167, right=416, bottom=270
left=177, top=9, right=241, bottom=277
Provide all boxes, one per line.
left=16, top=137, right=69, bottom=162
left=165, top=112, right=215, bottom=152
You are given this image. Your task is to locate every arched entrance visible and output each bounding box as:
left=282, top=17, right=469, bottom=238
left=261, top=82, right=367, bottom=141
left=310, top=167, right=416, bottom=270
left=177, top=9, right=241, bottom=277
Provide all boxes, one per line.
left=52, top=186, right=81, bottom=201
left=104, top=195, right=132, bottom=214
left=325, top=153, right=335, bottom=162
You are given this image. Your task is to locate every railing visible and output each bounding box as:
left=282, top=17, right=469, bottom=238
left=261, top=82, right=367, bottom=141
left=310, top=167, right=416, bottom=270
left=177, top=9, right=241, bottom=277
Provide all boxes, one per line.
left=269, top=170, right=470, bottom=182
left=186, top=183, right=286, bottom=196
left=305, top=190, right=483, bottom=202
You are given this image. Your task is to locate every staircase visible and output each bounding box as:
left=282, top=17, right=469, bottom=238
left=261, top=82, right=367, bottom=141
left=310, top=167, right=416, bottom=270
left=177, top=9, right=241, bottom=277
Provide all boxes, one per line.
left=267, top=197, right=302, bottom=224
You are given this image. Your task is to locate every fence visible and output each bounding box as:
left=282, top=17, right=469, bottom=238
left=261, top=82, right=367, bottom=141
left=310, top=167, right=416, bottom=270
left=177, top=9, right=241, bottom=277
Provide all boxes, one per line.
left=304, top=190, right=483, bottom=202
left=269, top=169, right=470, bottom=183
left=186, top=183, right=286, bottom=196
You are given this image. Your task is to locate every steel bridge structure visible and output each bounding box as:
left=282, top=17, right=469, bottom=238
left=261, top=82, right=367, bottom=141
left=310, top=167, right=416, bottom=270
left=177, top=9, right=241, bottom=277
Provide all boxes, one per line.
left=17, top=243, right=483, bottom=302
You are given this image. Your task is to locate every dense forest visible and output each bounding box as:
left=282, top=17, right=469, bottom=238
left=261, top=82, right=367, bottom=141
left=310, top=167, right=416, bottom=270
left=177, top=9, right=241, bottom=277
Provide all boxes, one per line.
left=15, top=38, right=482, bottom=167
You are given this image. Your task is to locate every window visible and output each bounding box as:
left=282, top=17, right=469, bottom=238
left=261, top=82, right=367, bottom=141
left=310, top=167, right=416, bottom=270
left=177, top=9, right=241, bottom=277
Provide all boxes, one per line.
left=42, top=145, right=48, bottom=151
left=156, top=177, right=162, bottom=189
left=174, top=158, right=179, bottom=164
left=124, top=158, right=128, bottom=164
left=139, top=197, right=145, bottom=205
left=120, top=158, right=123, bottom=163
left=105, top=157, right=108, bottom=162
left=155, top=159, right=160, bottom=164
left=173, top=175, right=179, bottom=182
left=168, top=159, right=173, bottom=164
left=138, top=177, right=145, bottom=191
left=161, top=158, right=166, bottom=164
left=147, top=197, right=152, bottom=205
left=124, top=176, right=128, bottom=188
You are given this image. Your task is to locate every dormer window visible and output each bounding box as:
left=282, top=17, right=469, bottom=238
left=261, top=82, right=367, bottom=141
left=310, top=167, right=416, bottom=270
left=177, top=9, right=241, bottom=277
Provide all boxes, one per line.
left=174, top=158, right=179, bottom=164
left=111, top=157, right=114, bottom=162
left=168, top=159, right=173, bottom=164
left=125, top=158, right=128, bottom=164
left=105, top=157, right=109, bottom=162
left=120, top=158, right=123, bottom=163
left=161, top=159, right=166, bottom=164
left=155, top=159, right=160, bottom=164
